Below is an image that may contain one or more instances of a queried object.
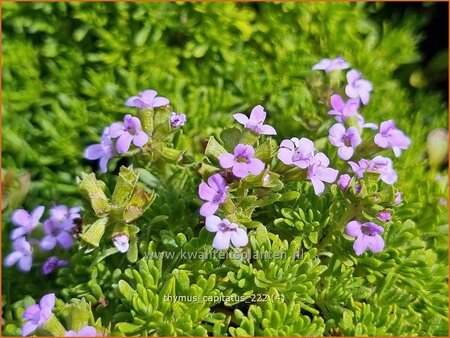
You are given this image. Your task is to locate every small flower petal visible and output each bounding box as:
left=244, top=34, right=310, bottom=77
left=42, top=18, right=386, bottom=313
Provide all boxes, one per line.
left=205, top=215, right=222, bottom=232
left=230, top=228, right=248, bottom=247
left=345, top=221, right=363, bottom=237
left=213, top=231, right=232, bottom=250
left=219, top=153, right=235, bottom=169
left=115, top=132, right=134, bottom=154
left=132, top=131, right=149, bottom=147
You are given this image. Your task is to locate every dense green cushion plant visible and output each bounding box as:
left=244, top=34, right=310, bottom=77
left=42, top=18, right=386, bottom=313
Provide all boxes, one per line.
left=2, top=2, right=448, bottom=336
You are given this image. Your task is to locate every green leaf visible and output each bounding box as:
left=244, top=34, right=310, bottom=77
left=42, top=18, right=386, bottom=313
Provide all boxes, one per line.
left=112, top=166, right=139, bottom=207
left=80, top=217, right=108, bottom=247
left=160, top=147, right=186, bottom=164
left=254, top=139, right=276, bottom=163
left=118, top=280, right=136, bottom=303
left=115, top=322, right=143, bottom=335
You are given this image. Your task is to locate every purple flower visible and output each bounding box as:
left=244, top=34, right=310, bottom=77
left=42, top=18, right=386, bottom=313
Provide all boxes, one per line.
left=377, top=211, right=391, bottom=222
left=346, top=221, right=384, bottom=255
left=65, top=326, right=98, bottom=337
left=233, top=105, right=276, bottom=135
left=49, top=205, right=80, bottom=223
left=312, top=57, right=350, bottom=72
left=205, top=215, right=248, bottom=250
left=394, top=192, right=402, bottom=205
left=374, top=120, right=411, bottom=157
left=337, top=174, right=352, bottom=191
left=219, top=144, right=265, bottom=178
left=278, top=137, right=315, bottom=168
left=327, top=95, right=377, bottom=129
left=170, top=112, right=187, bottom=128
left=198, top=174, right=229, bottom=217
left=345, top=69, right=373, bottom=105
left=110, top=114, right=149, bottom=154
left=22, top=293, right=55, bottom=336
left=4, top=237, right=33, bottom=272
left=42, top=256, right=68, bottom=275
left=10, top=206, right=45, bottom=240
left=125, top=89, right=169, bottom=109
left=112, top=233, right=129, bottom=253
left=329, top=123, right=361, bottom=160
left=40, top=218, right=74, bottom=251
left=348, top=159, right=371, bottom=178
left=368, top=156, right=397, bottom=184
left=328, top=94, right=360, bottom=123
left=349, top=156, right=397, bottom=185
left=84, top=127, right=115, bottom=173
left=307, top=153, right=339, bottom=195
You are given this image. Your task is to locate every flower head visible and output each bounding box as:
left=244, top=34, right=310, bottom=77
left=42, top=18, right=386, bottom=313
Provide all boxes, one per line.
left=374, top=120, right=411, bottom=157
left=329, top=123, right=361, bottom=160
left=110, top=114, right=149, bottom=154
left=368, top=156, right=397, bottom=184
left=112, top=233, right=129, bottom=253
left=348, top=159, right=370, bottom=178
left=337, top=174, right=352, bottom=191
left=205, top=215, right=248, bottom=250
left=10, top=206, right=45, bottom=240
left=312, top=57, right=350, bottom=72
left=394, top=192, right=403, bottom=205
left=377, top=211, right=391, bottom=222
left=346, top=221, right=384, bottom=255
left=233, top=105, right=276, bottom=135
left=170, top=112, right=187, bottom=128
left=22, top=293, right=55, bottom=336
left=84, top=127, right=115, bottom=173
left=198, top=174, right=229, bottom=217
left=219, top=144, right=265, bottom=178
left=345, top=69, right=373, bottom=105
left=40, top=218, right=74, bottom=251
left=307, top=153, right=339, bottom=195
left=125, top=89, right=169, bottom=109
left=349, top=156, right=397, bottom=185
left=4, top=237, right=33, bottom=272
left=328, top=94, right=360, bottom=123
left=42, top=256, right=68, bottom=275
left=278, top=137, right=315, bottom=169
left=65, top=326, right=98, bottom=337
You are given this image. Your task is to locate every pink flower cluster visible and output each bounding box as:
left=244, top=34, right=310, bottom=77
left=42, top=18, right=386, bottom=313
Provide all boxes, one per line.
left=277, top=137, right=338, bottom=195
left=314, top=57, right=411, bottom=255
left=84, top=89, right=186, bottom=173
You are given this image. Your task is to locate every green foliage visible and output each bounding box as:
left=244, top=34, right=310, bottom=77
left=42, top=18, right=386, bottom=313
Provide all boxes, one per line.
left=231, top=300, right=325, bottom=336
left=2, top=2, right=448, bottom=337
